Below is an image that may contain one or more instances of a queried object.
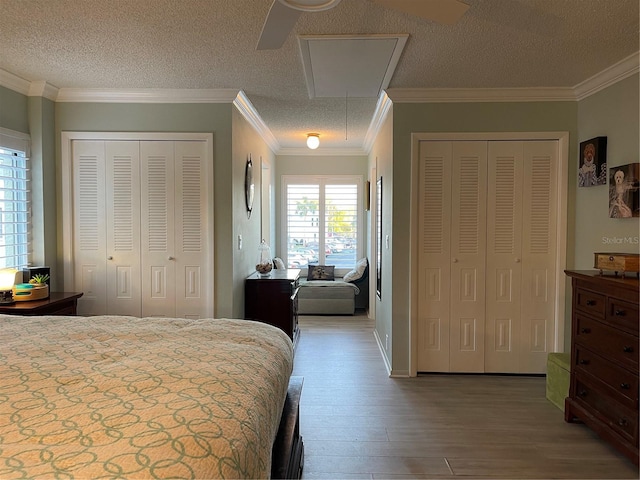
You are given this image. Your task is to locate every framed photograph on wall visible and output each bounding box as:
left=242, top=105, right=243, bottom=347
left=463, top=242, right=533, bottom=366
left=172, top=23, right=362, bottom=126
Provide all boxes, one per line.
left=609, top=162, right=640, bottom=218
left=578, top=136, right=607, bottom=187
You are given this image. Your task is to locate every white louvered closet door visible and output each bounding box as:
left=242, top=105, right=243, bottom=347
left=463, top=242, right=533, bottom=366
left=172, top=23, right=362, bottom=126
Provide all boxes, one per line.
left=105, top=142, right=142, bottom=316
left=71, top=138, right=212, bottom=318
left=519, top=141, right=558, bottom=373
left=140, top=141, right=210, bottom=319
left=449, top=142, right=487, bottom=372
left=72, top=141, right=108, bottom=315
left=72, top=141, right=141, bottom=316
left=417, top=139, right=558, bottom=374
left=417, top=141, right=453, bottom=372
left=416, top=141, right=487, bottom=372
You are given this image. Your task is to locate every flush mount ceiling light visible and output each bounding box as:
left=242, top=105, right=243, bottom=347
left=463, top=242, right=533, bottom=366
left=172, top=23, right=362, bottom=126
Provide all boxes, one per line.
left=306, top=133, right=320, bottom=149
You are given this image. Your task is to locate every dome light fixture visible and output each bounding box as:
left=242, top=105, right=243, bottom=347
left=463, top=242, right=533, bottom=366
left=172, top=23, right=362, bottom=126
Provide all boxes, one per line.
left=306, top=133, right=320, bottom=150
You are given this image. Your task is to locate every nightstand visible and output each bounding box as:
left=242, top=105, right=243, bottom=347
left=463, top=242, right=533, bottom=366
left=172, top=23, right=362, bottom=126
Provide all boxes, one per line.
left=0, top=292, right=84, bottom=316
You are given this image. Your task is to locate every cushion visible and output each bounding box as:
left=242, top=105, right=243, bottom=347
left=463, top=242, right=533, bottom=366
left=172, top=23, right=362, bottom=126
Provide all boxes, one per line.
left=273, top=257, right=285, bottom=269
left=343, top=257, right=368, bottom=283
left=307, top=265, right=335, bottom=281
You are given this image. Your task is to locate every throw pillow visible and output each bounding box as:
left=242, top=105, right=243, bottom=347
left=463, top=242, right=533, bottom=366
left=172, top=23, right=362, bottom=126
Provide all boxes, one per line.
left=273, top=257, right=285, bottom=269
left=343, top=258, right=368, bottom=283
left=307, top=265, right=335, bottom=281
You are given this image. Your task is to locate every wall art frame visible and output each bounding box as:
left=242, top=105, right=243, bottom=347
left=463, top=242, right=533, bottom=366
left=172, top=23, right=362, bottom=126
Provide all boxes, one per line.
left=609, top=162, right=640, bottom=218
left=578, top=136, right=607, bottom=187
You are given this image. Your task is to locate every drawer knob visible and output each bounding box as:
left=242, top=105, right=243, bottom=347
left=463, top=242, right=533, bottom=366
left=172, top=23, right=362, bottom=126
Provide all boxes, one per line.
left=586, top=300, right=595, bottom=306
left=614, top=309, right=626, bottom=316
left=579, top=359, right=590, bottom=365
left=620, top=383, right=631, bottom=390
left=580, top=328, right=591, bottom=334
left=618, top=418, right=629, bottom=427
left=609, top=256, right=615, bottom=261
left=578, top=389, right=588, bottom=397
left=623, top=346, right=634, bottom=353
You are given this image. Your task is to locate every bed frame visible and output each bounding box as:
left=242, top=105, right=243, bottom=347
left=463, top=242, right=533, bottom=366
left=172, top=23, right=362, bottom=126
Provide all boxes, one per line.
left=271, top=376, right=304, bottom=479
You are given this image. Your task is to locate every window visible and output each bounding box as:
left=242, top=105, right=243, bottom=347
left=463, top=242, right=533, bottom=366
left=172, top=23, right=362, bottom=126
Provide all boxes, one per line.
left=283, top=176, right=361, bottom=269
left=0, top=129, right=30, bottom=269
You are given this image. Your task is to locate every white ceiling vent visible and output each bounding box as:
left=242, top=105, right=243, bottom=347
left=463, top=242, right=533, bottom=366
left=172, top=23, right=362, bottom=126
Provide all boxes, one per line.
left=298, top=34, right=408, bottom=98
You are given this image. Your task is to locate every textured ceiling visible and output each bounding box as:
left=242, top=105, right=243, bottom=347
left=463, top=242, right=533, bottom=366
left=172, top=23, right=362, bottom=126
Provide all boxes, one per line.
left=0, top=0, right=638, bottom=152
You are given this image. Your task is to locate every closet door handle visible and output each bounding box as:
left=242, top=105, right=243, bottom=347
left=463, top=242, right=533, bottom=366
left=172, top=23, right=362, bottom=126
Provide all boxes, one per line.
left=515, top=258, right=521, bottom=263
left=107, top=256, right=113, bottom=260
left=168, top=256, right=175, bottom=261
left=452, top=258, right=458, bottom=263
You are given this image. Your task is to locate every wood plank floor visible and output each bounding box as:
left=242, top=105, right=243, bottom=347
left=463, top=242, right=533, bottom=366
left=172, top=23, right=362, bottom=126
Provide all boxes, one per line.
left=292, top=314, right=639, bottom=479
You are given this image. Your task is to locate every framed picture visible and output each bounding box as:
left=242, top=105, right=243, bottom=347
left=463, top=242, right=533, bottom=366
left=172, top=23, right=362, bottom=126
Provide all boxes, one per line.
left=376, top=177, right=382, bottom=299
left=609, top=163, right=640, bottom=218
left=578, top=136, right=607, bottom=187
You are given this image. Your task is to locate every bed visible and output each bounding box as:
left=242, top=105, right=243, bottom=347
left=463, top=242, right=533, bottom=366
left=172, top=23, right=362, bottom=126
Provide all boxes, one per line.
left=0, top=315, right=303, bottom=479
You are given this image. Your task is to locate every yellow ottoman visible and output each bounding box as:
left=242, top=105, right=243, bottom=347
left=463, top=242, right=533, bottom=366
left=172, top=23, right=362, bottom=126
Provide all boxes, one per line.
left=546, top=352, right=570, bottom=412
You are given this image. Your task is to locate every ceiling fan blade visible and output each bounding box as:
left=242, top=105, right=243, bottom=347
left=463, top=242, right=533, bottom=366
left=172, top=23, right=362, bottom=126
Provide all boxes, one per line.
left=372, top=0, right=470, bottom=25
left=257, top=0, right=303, bottom=50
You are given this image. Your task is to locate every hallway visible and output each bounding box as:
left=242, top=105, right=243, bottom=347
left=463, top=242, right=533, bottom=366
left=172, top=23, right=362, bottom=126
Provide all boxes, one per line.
left=292, top=314, right=638, bottom=479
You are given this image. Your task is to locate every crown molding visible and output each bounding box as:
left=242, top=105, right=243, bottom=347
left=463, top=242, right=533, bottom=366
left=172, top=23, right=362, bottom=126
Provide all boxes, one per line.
left=363, top=91, right=392, bottom=153
left=55, top=88, right=241, bottom=103
left=28, top=80, right=59, bottom=101
left=386, top=86, right=576, bottom=103
left=233, top=90, right=280, bottom=153
left=573, top=52, right=639, bottom=101
left=0, top=69, right=30, bottom=95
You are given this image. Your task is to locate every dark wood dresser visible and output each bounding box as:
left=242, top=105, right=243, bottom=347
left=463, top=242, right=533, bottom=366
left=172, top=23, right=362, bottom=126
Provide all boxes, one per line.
left=0, top=292, right=83, bottom=316
left=245, top=269, right=300, bottom=347
left=564, top=270, right=639, bottom=465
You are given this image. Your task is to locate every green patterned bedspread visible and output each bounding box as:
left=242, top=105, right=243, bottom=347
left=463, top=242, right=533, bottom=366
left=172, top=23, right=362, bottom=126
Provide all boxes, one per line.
left=0, top=315, right=294, bottom=479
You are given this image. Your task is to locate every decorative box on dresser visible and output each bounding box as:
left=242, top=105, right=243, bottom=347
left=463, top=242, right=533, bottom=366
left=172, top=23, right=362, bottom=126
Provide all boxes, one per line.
left=245, top=269, right=300, bottom=347
left=564, top=270, right=639, bottom=465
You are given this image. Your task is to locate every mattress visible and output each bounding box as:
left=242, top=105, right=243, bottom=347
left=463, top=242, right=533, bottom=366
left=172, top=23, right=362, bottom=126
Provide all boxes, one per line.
left=0, top=315, right=294, bottom=479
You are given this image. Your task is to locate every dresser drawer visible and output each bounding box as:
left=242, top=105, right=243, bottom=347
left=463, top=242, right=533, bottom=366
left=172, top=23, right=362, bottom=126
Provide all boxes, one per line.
left=574, top=288, right=606, bottom=318
left=607, top=298, right=640, bottom=336
left=575, top=346, right=639, bottom=408
left=574, top=376, right=639, bottom=444
left=575, top=315, right=639, bottom=370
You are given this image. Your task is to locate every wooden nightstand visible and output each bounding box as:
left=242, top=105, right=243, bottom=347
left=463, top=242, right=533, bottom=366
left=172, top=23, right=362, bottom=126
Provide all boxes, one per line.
left=0, top=292, right=83, bottom=316
left=245, top=269, right=300, bottom=346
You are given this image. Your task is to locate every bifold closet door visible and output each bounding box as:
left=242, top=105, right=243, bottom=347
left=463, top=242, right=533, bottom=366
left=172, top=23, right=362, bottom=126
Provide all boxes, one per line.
left=485, top=141, right=558, bottom=373
left=72, top=141, right=142, bottom=316
left=417, top=141, right=487, bottom=373
left=140, top=141, right=209, bottom=319
left=417, top=139, right=557, bottom=374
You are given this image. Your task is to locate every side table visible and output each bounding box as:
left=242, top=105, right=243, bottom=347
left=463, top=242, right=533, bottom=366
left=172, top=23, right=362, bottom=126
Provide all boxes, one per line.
left=0, top=292, right=84, bottom=316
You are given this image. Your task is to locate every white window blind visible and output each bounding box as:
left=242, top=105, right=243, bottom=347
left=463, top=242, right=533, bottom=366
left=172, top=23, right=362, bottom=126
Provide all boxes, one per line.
left=0, top=130, right=30, bottom=269
left=284, top=176, right=360, bottom=269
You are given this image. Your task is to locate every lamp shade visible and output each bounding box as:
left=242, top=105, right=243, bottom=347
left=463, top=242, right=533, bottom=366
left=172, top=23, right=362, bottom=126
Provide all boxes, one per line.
left=306, top=133, right=320, bottom=149
left=0, top=268, right=18, bottom=290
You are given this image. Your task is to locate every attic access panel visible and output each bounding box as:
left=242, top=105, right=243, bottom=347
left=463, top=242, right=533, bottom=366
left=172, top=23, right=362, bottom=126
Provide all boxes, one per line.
left=299, top=34, right=408, bottom=98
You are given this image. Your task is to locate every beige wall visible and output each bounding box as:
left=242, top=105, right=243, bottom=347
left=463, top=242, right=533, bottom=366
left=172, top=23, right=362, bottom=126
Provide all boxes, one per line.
left=574, top=74, right=640, bottom=269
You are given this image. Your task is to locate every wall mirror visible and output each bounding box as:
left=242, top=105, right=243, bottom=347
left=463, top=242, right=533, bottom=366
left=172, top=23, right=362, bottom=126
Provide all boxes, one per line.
left=245, top=155, right=254, bottom=218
